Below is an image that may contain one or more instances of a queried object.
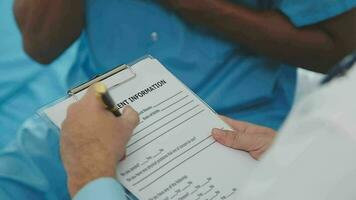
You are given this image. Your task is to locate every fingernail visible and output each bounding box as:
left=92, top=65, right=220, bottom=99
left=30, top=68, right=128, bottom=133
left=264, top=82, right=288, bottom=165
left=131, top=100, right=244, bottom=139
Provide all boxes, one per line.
left=212, top=128, right=224, bottom=133
left=122, top=107, right=127, bottom=114
left=120, top=154, right=126, bottom=161
left=122, top=105, right=134, bottom=116
left=122, top=106, right=140, bottom=126
left=212, top=128, right=225, bottom=138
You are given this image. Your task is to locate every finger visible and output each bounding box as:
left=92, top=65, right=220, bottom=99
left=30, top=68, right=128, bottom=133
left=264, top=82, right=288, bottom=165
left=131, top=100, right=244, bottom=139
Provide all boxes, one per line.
left=121, top=106, right=140, bottom=130
left=219, top=115, right=249, bottom=132
left=120, top=152, right=127, bottom=161
left=211, top=128, right=251, bottom=151
left=80, top=83, right=107, bottom=110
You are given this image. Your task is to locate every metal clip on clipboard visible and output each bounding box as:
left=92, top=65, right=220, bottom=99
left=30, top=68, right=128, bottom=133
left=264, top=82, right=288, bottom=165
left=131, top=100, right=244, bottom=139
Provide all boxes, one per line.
left=67, top=64, right=137, bottom=99
left=67, top=55, right=156, bottom=98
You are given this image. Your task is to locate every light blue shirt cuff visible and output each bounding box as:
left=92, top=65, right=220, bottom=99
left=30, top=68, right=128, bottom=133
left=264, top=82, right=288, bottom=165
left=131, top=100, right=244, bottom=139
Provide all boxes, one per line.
left=73, top=177, right=127, bottom=200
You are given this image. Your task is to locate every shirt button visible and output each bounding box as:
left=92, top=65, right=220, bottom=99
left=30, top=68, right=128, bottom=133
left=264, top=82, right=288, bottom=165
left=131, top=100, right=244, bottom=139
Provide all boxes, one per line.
left=151, top=32, right=159, bottom=42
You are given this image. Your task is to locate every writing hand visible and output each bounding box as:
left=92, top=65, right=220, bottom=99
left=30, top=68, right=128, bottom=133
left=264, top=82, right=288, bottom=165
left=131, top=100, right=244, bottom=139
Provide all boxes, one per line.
left=60, top=85, right=139, bottom=197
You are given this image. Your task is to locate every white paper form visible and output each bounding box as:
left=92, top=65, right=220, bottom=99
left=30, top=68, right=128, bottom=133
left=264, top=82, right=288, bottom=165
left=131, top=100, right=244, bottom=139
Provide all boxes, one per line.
left=44, top=57, right=256, bottom=200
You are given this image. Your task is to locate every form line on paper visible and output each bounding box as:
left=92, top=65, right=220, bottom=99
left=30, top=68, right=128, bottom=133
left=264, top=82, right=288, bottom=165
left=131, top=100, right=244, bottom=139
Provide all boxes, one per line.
left=132, top=135, right=213, bottom=186
left=191, top=188, right=199, bottom=195
left=127, top=109, right=205, bottom=157
left=209, top=192, right=219, bottom=200
left=132, top=100, right=194, bottom=137
left=170, top=192, right=178, bottom=199
left=161, top=95, right=189, bottom=112
left=139, top=141, right=216, bottom=192
left=153, top=91, right=183, bottom=108
left=203, top=186, right=214, bottom=195
left=153, top=149, right=164, bottom=158
left=201, top=178, right=212, bottom=187
left=128, top=104, right=199, bottom=148
left=182, top=182, right=192, bottom=191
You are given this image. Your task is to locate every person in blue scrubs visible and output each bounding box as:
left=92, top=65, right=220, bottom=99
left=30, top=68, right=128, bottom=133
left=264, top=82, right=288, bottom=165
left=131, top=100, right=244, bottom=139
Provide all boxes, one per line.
left=1, top=0, right=355, bottom=199
left=13, top=0, right=355, bottom=130
left=0, top=0, right=87, bottom=148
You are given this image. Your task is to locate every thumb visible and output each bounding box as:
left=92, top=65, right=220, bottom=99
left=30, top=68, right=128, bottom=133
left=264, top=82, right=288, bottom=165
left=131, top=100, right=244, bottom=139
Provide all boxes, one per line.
left=80, top=83, right=108, bottom=110
left=121, top=106, right=139, bottom=131
left=211, top=128, right=252, bottom=152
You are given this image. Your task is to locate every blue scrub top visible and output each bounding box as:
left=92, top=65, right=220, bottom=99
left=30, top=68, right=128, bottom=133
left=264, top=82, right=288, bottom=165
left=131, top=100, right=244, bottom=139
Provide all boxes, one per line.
left=1, top=0, right=355, bottom=200
left=85, top=0, right=296, bottom=130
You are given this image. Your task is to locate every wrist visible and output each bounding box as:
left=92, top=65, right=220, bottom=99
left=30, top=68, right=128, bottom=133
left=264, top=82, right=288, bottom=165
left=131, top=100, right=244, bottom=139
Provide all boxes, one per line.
left=67, top=168, right=116, bottom=197
left=65, top=157, right=117, bottom=197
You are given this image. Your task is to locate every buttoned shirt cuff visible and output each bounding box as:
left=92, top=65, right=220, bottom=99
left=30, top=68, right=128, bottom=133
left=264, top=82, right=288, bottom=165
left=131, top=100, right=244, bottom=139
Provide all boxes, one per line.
left=73, top=177, right=127, bottom=200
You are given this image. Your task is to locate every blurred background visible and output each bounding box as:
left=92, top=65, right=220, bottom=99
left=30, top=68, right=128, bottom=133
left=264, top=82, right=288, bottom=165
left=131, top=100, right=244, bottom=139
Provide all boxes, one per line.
left=0, top=0, right=81, bottom=148
left=0, top=0, right=324, bottom=149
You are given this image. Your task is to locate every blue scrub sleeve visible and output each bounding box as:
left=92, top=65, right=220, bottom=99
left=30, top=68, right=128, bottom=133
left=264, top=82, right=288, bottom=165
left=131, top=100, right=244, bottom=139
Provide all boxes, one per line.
left=73, top=178, right=127, bottom=200
left=0, top=115, right=70, bottom=200
left=278, top=0, right=356, bottom=27
left=0, top=114, right=136, bottom=200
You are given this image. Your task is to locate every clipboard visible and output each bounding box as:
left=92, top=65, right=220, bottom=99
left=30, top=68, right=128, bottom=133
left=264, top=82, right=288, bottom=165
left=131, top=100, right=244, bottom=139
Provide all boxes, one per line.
left=38, top=55, right=152, bottom=120
left=67, top=55, right=156, bottom=99
left=37, top=56, right=156, bottom=140
left=38, top=54, right=220, bottom=130
left=39, top=55, right=256, bottom=200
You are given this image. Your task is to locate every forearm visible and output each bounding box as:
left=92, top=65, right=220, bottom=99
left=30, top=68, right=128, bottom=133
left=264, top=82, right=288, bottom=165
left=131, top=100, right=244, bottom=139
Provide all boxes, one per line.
left=173, top=1, right=355, bottom=73
left=14, top=0, right=84, bottom=64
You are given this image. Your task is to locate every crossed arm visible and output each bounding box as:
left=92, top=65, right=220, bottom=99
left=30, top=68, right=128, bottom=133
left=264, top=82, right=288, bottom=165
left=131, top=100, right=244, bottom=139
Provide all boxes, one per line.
left=14, top=0, right=355, bottom=73
left=161, top=1, right=356, bottom=73
left=13, top=0, right=85, bottom=64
